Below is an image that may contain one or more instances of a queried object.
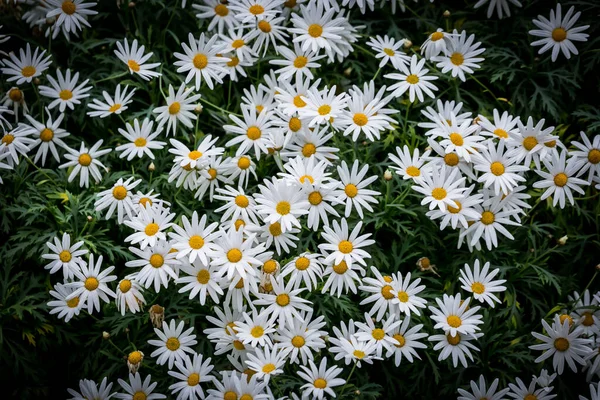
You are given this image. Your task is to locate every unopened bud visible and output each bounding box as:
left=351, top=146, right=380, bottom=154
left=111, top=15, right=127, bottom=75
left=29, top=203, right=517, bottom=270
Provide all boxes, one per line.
left=102, top=331, right=110, bottom=339
left=443, top=10, right=450, bottom=18
left=194, top=104, right=203, bottom=114
left=33, top=77, right=40, bottom=85
left=595, top=264, right=600, bottom=272
left=87, top=215, right=93, bottom=221
left=384, top=170, right=393, bottom=181
left=148, top=162, right=155, bottom=172
left=343, top=67, right=352, bottom=77
left=403, top=39, right=412, bottom=49
left=557, top=235, right=568, bottom=245
left=129, top=1, right=135, bottom=8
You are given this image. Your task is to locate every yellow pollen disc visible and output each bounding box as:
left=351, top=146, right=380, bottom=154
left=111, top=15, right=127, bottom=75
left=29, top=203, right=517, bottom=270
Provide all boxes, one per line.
left=188, top=235, right=205, bottom=250
left=132, top=392, right=147, bottom=400
left=397, top=291, right=409, bottom=302
left=302, top=143, right=317, bottom=157
left=448, top=201, right=462, bottom=214
left=246, top=126, right=262, bottom=140
left=344, top=183, right=358, bottom=198
left=338, top=240, right=353, bottom=254
left=318, top=104, right=331, bottom=116
left=284, top=0, right=297, bottom=7
left=314, top=378, right=327, bottom=389
left=193, top=54, right=208, bottom=69
left=406, top=74, right=419, bottom=84
left=588, top=149, right=600, bottom=164
left=235, top=278, right=244, bottom=289
left=66, top=296, right=79, bottom=308
left=372, top=328, right=385, bottom=340
left=406, top=166, right=420, bottom=177
left=187, top=373, right=200, bottom=386
left=113, top=185, right=127, bottom=200
left=554, top=337, right=570, bottom=351
left=263, top=259, right=278, bottom=274
left=333, top=261, right=348, bottom=274
left=235, top=195, right=249, bottom=208
left=227, top=56, right=240, bottom=67
left=225, top=322, right=237, bottom=335
left=559, top=314, right=573, bottom=326
left=431, top=31, right=444, bottom=41
left=255, top=106, right=264, bottom=115
left=182, top=163, right=193, bottom=171
left=233, top=340, right=245, bottom=350
left=149, top=254, right=164, bottom=268
left=294, top=56, right=308, bottom=68
left=447, top=333, right=461, bottom=345
left=59, top=89, right=73, bottom=100
left=276, top=293, right=290, bottom=306
left=145, top=223, right=159, bottom=236
left=207, top=168, right=218, bottom=180
left=223, top=392, right=237, bottom=400
left=582, top=312, right=594, bottom=326
left=269, top=222, right=282, bottom=236
left=292, top=335, right=305, bottom=348
left=227, top=248, right=243, bottom=263
left=127, top=59, right=140, bottom=72
left=214, top=4, right=229, bottom=16
left=128, top=351, right=143, bottom=364
left=78, top=153, right=92, bottom=166
left=276, top=201, right=291, bottom=215
left=449, top=133, right=464, bottom=146
left=295, top=257, right=310, bottom=271
left=299, top=174, right=314, bottom=184
left=240, top=394, right=253, bottom=400
left=119, top=279, right=132, bottom=293
left=471, top=282, right=485, bottom=294
left=263, top=282, right=273, bottom=292
left=288, top=117, right=302, bottom=132
left=84, top=277, right=99, bottom=291
left=431, top=187, right=447, bottom=200
left=381, top=285, right=395, bottom=300
left=308, top=24, right=323, bottom=38
left=59, top=250, right=72, bottom=263
left=249, top=4, right=264, bottom=14
left=554, top=173, right=568, bottom=187
left=251, top=326, right=264, bottom=338
left=258, top=20, right=271, bottom=33
left=262, top=363, right=276, bottom=374
left=444, top=153, right=459, bottom=166
left=447, top=315, right=462, bottom=328
left=238, top=156, right=251, bottom=169
left=21, top=66, right=36, bottom=78
left=383, top=275, right=393, bottom=283
left=61, top=0, right=76, bottom=14
left=9, top=88, right=23, bottom=102
left=232, top=39, right=245, bottom=49
left=109, top=103, right=121, bottom=113
left=490, top=161, right=505, bottom=176
left=139, top=197, right=152, bottom=207
left=166, top=337, right=180, bottom=351
left=308, top=191, right=322, bottom=205
left=450, top=52, right=464, bottom=66
left=383, top=48, right=395, bottom=56
left=234, top=219, right=246, bottom=230
left=353, top=113, right=368, bottom=126
left=353, top=350, right=365, bottom=359
left=523, top=136, right=538, bottom=151
left=293, top=95, right=307, bottom=108
left=481, top=211, right=495, bottom=225
left=134, top=137, right=147, bottom=147
left=168, top=102, right=181, bottom=115
left=524, top=395, right=538, bottom=400
left=189, top=150, right=202, bottom=160
left=552, top=27, right=567, bottom=42
left=393, top=333, right=406, bottom=348
left=545, top=140, right=556, bottom=148
left=37, top=128, right=53, bottom=143
left=493, top=128, right=508, bottom=138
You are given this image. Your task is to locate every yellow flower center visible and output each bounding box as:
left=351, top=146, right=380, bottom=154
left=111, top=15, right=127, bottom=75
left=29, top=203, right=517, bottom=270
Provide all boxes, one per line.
left=246, top=126, right=262, bottom=140
left=353, top=350, right=365, bottom=359
left=308, top=191, right=322, bottom=205
left=227, top=56, right=240, bottom=67
left=113, top=185, right=127, bottom=200
left=308, top=24, right=323, bottom=38
left=133, top=137, right=147, bottom=147
left=238, top=156, right=251, bottom=169
left=232, top=39, right=245, bottom=49
left=490, top=161, right=505, bottom=176
left=234, top=219, right=245, bottom=230
left=8, top=88, right=23, bottom=102
left=109, top=103, right=121, bottom=113
left=481, top=211, right=495, bottom=225
left=554, top=173, right=568, bottom=187
left=235, top=194, right=249, bottom=208
left=293, top=95, right=307, bottom=108
left=405, top=166, right=420, bottom=177
left=294, top=56, right=308, bottom=68
left=235, top=278, right=245, bottom=289
left=214, top=4, right=229, bottom=16
left=295, top=257, right=310, bottom=271
left=84, top=277, right=99, bottom=291
left=582, top=312, right=594, bottom=326
left=276, top=201, right=291, bottom=215
left=249, top=4, right=264, bottom=14
left=397, top=291, right=409, bottom=302
left=554, top=337, right=569, bottom=351
left=447, top=333, right=461, bottom=345
left=318, top=104, right=331, bottom=116
left=493, top=128, right=508, bottom=138
left=233, top=340, right=245, bottom=350
left=431, top=31, right=444, bottom=41
left=449, top=133, right=463, bottom=146
left=381, top=285, right=395, bottom=300
left=145, top=223, right=159, bottom=236
left=292, top=335, right=305, bottom=348
left=299, top=174, right=314, bottom=184
left=251, top=326, right=264, bottom=338
left=406, top=74, right=419, bottom=84
left=119, top=279, right=132, bottom=293
left=344, top=183, right=358, bottom=198
left=224, top=392, right=237, bottom=400
left=383, top=48, right=395, bottom=56
left=128, top=351, right=143, bottom=364
left=471, top=282, right=485, bottom=294
left=393, top=333, right=406, bottom=348
left=169, top=102, right=181, bottom=115
left=552, top=27, right=567, bottom=42
left=166, top=337, right=180, bottom=351
left=263, top=259, right=278, bottom=274
left=59, top=89, right=73, bottom=101
left=127, top=59, right=140, bottom=72
left=78, top=153, right=92, bottom=166
left=269, top=222, right=282, bottom=236
left=444, top=153, right=459, bottom=166
left=524, top=395, right=538, bottom=400
left=450, top=52, right=464, bottom=66
left=193, top=54, right=208, bottom=69
left=588, top=149, right=600, bottom=164
left=132, top=392, right=147, bottom=400
left=447, top=315, right=462, bottom=328
left=448, top=201, right=462, bottom=214
left=258, top=20, right=271, bottom=33
left=227, top=248, right=243, bottom=263
left=372, top=328, right=385, bottom=340
left=262, top=363, right=276, bottom=374
left=187, top=373, right=200, bottom=386
left=288, top=117, right=302, bottom=132
left=276, top=293, right=290, bottom=306
left=59, top=250, right=72, bottom=262
left=240, top=393, right=254, bottom=400
left=61, top=0, right=76, bottom=14
left=333, top=261, right=348, bottom=274
left=208, top=168, right=217, bottom=180
left=338, top=240, right=353, bottom=254
left=66, top=296, right=79, bottom=308
left=189, top=235, right=205, bottom=250
left=149, top=254, right=164, bottom=268
left=302, top=143, right=317, bottom=157
left=21, top=66, right=36, bottom=78
left=353, top=113, right=368, bottom=127
left=188, top=150, right=202, bottom=160
left=139, top=197, right=152, bottom=207
left=431, top=187, right=447, bottom=200
left=559, top=314, right=573, bottom=326
left=36, top=128, right=53, bottom=143
left=523, top=136, right=538, bottom=151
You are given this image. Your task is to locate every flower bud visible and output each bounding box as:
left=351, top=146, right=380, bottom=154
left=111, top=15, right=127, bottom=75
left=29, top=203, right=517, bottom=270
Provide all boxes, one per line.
left=343, top=67, right=352, bottom=77
left=129, top=1, right=136, bottom=8
left=384, top=170, right=393, bottom=181
left=403, top=39, right=412, bottom=49
left=557, top=235, right=568, bottom=245
left=149, top=304, right=164, bottom=328
left=87, top=215, right=93, bottom=221
left=443, top=10, right=451, bottom=18
left=148, top=162, right=155, bottom=172
left=102, top=331, right=110, bottom=339
left=194, top=104, right=203, bottom=114
left=127, top=350, right=144, bottom=374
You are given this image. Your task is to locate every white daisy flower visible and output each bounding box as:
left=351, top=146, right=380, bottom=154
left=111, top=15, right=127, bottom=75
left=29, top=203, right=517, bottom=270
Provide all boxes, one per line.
left=507, top=377, right=557, bottom=400
left=298, top=85, right=347, bottom=128
left=223, top=52, right=254, bottom=82
left=429, top=331, right=482, bottom=368
left=41, top=232, right=87, bottom=279
left=234, top=309, right=276, bottom=348
left=247, top=16, right=290, bottom=57
left=20, top=110, right=69, bottom=165
left=320, top=218, right=373, bottom=272
left=126, top=240, right=181, bottom=292
left=269, top=42, right=324, bottom=81
left=302, top=181, right=340, bottom=231
left=148, top=319, right=198, bottom=369
left=426, top=185, right=483, bottom=230
left=289, top=2, right=346, bottom=59
left=1, top=43, right=52, bottom=85
left=366, top=34, right=410, bottom=70
left=212, top=226, right=265, bottom=280
left=530, top=315, right=592, bottom=375
left=459, top=260, right=507, bottom=307
left=255, top=220, right=300, bottom=256
left=115, top=118, right=166, bottom=161
left=385, top=55, right=439, bottom=102
left=338, top=86, right=397, bottom=142
left=169, top=211, right=221, bottom=264
left=569, top=290, right=600, bottom=337
left=224, top=105, right=274, bottom=160
left=461, top=195, right=520, bottom=250
left=412, top=164, right=466, bottom=212
left=45, top=0, right=98, bottom=40
left=47, top=282, right=84, bottom=322
left=429, top=293, right=484, bottom=336
left=533, top=150, right=588, bottom=209
left=39, top=69, right=92, bottom=113
left=115, top=275, right=145, bottom=316
left=335, top=334, right=379, bottom=366
left=421, top=28, right=455, bottom=60
left=2, top=87, right=29, bottom=123
left=254, top=177, right=310, bottom=233
left=169, top=135, right=223, bottom=171
left=254, top=275, right=312, bottom=327
left=390, top=271, right=428, bottom=316
left=67, top=377, right=114, bottom=400
left=355, top=312, right=402, bottom=357
left=274, top=75, right=321, bottom=116
left=473, top=138, right=528, bottom=195
left=194, top=156, right=234, bottom=202
left=473, top=0, right=522, bottom=19
left=220, top=28, right=257, bottom=63
left=437, top=117, right=484, bottom=163
left=214, top=185, right=260, bottom=224
left=298, top=357, right=346, bottom=400
left=154, top=84, right=202, bottom=136
left=418, top=99, right=472, bottom=137
left=386, top=317, right=428, bottom=367
left=274, top=311, right=326, bottom=365
left=529, top=3, right=589, bottom=62
left=174, top=32, right=228, bottom=90
left=124, top=205, right=175, bottom=250
left=87, top=84, right=136, bottom=118
left=358, top=267, right=397, bottom=321
left=433, top=30, right=485, bottom=82
left=229, top=0, right=283, bottom=23
left=0, top=127, right=33, bottom=166
left=115, top=373, right=164, bottom=400
left=59, top=140, right=111, bottom=188
left=509, top=117, right=558, bottom=169
left=281, top=252, right=324, bottom=291
left=114, top=38, right=161, bottom=81
left=333, top=159, right=380, bottom=218
left=168, top=353, right=215, bottom=400
left=569, top=131, right=600, bottom=183
left=67, top=254, right=117, bottom=314
left=281, top=125, right=339, bottom=164
left=94, top=176, right=142, bottom=224
left=176, top=258, right=224, bottom=305
left=245, top=344, right=286, bottom=383
left=477, top=109, right=520, bottom=140
left=192, top=0, right=237, bottom=33
left=457, top=375, right=511, bottom=400
left=389, top=145, right=431, bottom=182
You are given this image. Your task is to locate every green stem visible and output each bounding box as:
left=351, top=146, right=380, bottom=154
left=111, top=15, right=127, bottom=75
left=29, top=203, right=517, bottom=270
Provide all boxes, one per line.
left=470, top=75, right=499, bottom=102
left=107, top=338, right=125, bottom=355
left=25, top=156, right=57, bottom=185
left=339, top=362, right=357, bottom=398
left=93, top=71, right=129, bottom=85
left=372, top=66, right=382, bottom=80
left=200, top=98, right=241, bottom=117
